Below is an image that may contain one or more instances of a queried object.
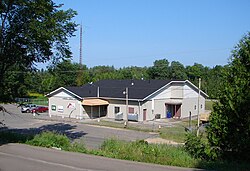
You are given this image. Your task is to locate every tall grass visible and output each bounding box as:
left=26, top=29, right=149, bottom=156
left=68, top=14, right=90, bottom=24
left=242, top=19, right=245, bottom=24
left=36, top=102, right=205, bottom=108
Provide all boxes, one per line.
left=95, top=139, right=198, bottom=167
left=2, top=131, right=249, bottom=170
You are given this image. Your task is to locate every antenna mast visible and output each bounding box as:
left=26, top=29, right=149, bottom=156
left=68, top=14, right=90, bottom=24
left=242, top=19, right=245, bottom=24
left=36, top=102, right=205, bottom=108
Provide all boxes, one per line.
left=79, top=24, right=83, bottom=68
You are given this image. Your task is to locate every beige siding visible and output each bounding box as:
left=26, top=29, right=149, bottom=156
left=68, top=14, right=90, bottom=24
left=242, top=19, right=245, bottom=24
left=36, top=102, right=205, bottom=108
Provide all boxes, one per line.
left=153, top=99, right=167, bottom=118
left=171, top=84, right=183, bottom=98
left=49, top=96, right=84, bottom=119
left=140, top=100, right=154, bottom=121
left=181, top=97, right=205, bottom=118
left=107, top=99, right=140, bottom=120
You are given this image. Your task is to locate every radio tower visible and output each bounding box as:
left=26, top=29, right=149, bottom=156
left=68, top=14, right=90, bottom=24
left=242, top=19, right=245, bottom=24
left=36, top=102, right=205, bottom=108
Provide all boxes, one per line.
left=79, top=24, right=83, bottom=68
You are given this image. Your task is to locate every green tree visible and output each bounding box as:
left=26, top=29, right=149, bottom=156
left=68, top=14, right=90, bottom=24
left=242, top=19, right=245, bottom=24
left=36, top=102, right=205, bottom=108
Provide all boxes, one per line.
left=147, top=59, right=170, bottom=79
left=207, top=32, right=250, bottom=161
left=205, top=65, right=225, bottom=99
left=0, top=0, right=77, bottom=101
left=169, top=61, right=188, bottom=79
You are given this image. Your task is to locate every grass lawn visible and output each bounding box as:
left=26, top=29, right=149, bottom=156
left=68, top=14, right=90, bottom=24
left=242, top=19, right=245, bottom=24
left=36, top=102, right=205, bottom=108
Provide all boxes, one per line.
left=205, top=100, right=216, bottom=111
left=89, top=119, right=200, bottom=143
left=90, top=120, right=155, bottom=132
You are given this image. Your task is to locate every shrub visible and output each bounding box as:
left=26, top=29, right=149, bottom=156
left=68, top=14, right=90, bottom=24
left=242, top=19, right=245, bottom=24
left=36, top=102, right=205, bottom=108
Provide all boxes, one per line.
left=26, top=131, right=70, bottom=150
left=184, top=132, right=220, bottom=161
left=69, top=142, right=87, bottom=153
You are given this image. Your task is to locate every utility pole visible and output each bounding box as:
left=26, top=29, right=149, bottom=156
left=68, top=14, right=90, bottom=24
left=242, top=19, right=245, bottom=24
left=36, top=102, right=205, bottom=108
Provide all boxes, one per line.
left=125, top=87, right=128, bottom=127
left=197, top=78, right=201, bottom=136
left=97, top=86, right=100, bottom=122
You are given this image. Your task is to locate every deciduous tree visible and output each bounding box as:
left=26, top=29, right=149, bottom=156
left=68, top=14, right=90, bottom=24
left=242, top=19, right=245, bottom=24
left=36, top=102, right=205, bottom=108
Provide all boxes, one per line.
left=0, top=0, right=77, bottom=101
left=207, top=32, right=250, bottom=161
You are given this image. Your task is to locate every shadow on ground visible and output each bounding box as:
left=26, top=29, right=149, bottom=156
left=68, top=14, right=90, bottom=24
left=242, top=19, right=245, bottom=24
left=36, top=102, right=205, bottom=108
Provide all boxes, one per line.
left=0, top=123, right=87, bottom=145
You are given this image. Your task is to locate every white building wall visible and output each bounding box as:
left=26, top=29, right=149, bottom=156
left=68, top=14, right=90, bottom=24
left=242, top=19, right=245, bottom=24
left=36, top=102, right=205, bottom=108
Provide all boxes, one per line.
left=48, top=89, right=87, bottom=119
left=153, top=99, right=167, bottom=118
left=171, top=84, right=184, bottom=98
left=140, top=100, right=153, bottom=121
left=107, top=99, right=140, bottom=120
left=149, top=85, right=171, bottom=99
left=49, top=96, right=83, bottom=119
left=182, top=83, right=206, bottom=118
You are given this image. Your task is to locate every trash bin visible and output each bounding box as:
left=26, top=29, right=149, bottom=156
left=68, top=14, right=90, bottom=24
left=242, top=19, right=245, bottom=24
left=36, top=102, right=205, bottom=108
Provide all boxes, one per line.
left=167, top=112, right=172, bottom=118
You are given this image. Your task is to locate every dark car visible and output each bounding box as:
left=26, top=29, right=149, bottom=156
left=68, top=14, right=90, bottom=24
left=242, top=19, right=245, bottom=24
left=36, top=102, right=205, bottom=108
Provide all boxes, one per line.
left=32, top=106, right=48, bottom=113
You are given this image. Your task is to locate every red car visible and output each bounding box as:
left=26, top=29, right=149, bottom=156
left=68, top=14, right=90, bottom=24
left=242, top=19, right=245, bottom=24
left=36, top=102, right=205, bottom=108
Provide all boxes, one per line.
left=32, top=106, right=48, bottom=113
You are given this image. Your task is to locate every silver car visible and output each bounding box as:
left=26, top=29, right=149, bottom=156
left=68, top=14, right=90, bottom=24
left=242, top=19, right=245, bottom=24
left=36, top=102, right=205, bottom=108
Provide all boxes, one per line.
left=21, top=104, right=37, bottom=113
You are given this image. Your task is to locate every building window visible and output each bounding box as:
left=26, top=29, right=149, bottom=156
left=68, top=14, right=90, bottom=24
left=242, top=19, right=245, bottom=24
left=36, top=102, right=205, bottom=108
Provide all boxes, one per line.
left=115, top=107, right=120, bottom=114
left=51, top=105, right=56, bottom=111
left=201, top=104, right=203, bottom=109
left=129, top=107, right=134, bottom=113
left=194, top=105, right=197, bottom=110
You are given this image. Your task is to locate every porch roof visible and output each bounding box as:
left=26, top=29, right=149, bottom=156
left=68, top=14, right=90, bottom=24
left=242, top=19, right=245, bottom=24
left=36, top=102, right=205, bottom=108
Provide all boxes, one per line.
left=165, top=99, right=182, bottom=105
left=82, top=99, right=109, bottom=106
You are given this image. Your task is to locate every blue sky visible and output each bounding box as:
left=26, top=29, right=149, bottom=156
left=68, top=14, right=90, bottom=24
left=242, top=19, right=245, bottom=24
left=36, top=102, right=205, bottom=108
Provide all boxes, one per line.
left=51, top=0, right=250, bottom=68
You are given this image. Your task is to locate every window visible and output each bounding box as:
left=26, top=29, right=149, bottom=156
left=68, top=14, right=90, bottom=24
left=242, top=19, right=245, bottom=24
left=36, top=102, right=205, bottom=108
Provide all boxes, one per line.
left=115, top=107, right=120, bottom=113
left=201, top=104, right=203, bottom=109
left=194, top=105, right=197, bottom=110
left=51, top=105, right=56, bottom=111
left=129, top=107, right=134, bottom=114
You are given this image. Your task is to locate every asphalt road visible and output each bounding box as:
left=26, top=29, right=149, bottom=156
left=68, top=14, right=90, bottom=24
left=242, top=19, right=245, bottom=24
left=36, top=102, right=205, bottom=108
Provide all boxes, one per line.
left=0, top=143, right=202, bottom=171
left=0, top=104, right=156, bottom=149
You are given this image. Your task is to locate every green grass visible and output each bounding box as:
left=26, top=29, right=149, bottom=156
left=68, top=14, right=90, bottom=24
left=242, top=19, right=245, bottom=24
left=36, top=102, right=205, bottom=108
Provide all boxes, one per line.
left=205, top=100, right=216, bottom=111
left=1, top=131, right=250, bottom=170
left=159, top=126, right=187, bottom=143
left=159, top=119, right=199, bottom=143
left=91, top=139, right=197, bottom=168
left=90, top=120, right=156, bottom=132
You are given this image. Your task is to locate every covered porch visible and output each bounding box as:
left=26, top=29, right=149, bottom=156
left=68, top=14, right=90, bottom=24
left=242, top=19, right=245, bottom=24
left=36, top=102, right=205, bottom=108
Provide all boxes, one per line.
left=82, top=99, right=109, bottom=119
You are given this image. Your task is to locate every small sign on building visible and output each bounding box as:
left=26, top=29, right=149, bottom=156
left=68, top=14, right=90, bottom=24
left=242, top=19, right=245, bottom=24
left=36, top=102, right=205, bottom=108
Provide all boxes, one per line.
left=51, top=105, right=56, bottom=111
left=58, top=105, right=64, bottom=113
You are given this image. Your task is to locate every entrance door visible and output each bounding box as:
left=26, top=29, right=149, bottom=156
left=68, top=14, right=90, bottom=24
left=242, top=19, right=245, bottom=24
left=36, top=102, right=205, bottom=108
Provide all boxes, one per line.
left=143, top=109, right=147, bottom=121
left=165, top=104, right=182, bottom=118
left=175, top=105, right=181, bottom=118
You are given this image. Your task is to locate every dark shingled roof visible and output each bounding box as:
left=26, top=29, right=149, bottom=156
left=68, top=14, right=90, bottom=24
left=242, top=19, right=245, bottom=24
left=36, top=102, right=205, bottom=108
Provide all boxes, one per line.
left=66, top=79, right=174, bottom=100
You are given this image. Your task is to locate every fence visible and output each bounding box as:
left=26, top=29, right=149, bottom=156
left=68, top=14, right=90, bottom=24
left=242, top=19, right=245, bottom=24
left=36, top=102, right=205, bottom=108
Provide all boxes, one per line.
left=15, top=98, right=48, bottom=106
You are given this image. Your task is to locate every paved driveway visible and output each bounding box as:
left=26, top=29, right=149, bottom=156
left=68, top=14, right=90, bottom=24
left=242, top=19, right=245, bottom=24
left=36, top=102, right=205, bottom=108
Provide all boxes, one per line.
left=0, top=104, right=156, bottom=149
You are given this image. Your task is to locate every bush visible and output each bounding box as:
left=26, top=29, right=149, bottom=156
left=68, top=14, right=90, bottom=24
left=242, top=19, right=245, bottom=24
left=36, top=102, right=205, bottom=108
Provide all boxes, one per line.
left=69, top=142, right=87, bottom=153
left=26, top=131, right=71, bottom=150
left=184, top=132, right=220, bottom=161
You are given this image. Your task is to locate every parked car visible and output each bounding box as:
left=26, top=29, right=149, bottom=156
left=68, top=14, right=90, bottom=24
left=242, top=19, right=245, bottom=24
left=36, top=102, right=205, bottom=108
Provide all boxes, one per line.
left=32, top=106, right=48, bottom=113
left=21, top=104, right=37, bottom=113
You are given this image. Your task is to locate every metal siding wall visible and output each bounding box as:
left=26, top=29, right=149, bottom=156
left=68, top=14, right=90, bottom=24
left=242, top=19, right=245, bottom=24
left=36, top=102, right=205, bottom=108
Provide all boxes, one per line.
left=154, top=99, right=168, bottom=119
left=171, top=85, right=183, bottom=98
left=107, top=99, right=140, bottom=120
left=182, top=96, right=206, bottom=118
left=140, top=100, right=153, bottom=121
left=48, top=96, right=81, bottom=119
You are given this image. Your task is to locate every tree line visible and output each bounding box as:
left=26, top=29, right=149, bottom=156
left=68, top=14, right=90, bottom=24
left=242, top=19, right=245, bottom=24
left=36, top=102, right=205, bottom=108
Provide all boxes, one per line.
left=5, top=59, right=225, bottom=100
